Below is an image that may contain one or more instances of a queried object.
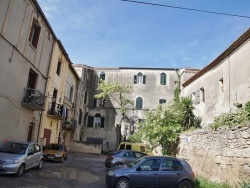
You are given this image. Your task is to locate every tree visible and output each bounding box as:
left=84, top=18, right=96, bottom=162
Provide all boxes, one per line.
left=94, top=81, right=134, bottom=146
left=129, top=103, right=183, bottom=156
left=179, top=97, right=201, bottom=130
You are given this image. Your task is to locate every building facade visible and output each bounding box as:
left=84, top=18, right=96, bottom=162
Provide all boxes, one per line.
left=83, top=67, right=183, bottom=151
left=38, top=40, right=71, bottom=146
left=181, top=28, right=250, bottom=127
left=0, top=0, right=56, bottom=142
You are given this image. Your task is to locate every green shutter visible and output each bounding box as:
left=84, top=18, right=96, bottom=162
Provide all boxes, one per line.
left=101, top=117, right=105, bottom=128
left=88, top=116, right=94, bottom=127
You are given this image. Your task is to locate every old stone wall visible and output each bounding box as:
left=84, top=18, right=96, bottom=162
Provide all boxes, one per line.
left=177, top=124, right=250, bottom=187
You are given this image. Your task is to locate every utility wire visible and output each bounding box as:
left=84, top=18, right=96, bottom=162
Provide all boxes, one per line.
left=121, top=0, right=250, bottom=19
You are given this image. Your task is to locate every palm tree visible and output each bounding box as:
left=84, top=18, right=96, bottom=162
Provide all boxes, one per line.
left=180, top=97, right=200, bottom=130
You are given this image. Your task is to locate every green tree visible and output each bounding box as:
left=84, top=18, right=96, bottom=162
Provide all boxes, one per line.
left=179, top=97, right=201, bottom=130
left=94, top=81, right=134, bottom=145
left=129, top=104, right=183, bottom=156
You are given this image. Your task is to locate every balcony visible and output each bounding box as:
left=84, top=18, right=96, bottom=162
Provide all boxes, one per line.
left=62, top=118, right=77, bottom=130
left=47, top=102, right=65, bottom=120
left=22, top=88, right=45, bottom=111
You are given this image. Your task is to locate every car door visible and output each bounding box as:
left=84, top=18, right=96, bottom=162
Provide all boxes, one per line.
left=33, top=144, right=42, bottom=165
left=158, top=159, right=183, bottom=188
left=131, top=159, right=161, bottom=187
left=25, top=144, right=36, bottom=169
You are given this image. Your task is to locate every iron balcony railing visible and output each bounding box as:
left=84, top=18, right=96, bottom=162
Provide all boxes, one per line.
left=47, top=102, right=65, bottom=120
left=62, top=118, right=77, bottom=130
left=22, top=88, right=45, bottom=111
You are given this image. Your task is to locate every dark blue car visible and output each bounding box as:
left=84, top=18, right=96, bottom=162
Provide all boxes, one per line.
left=106, top=156, right=195, bottom=188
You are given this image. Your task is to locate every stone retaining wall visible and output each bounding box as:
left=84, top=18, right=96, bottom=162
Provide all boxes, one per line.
left=68, top=142, right=102, bottom=154
left=177, top=125, right=250, bottom=187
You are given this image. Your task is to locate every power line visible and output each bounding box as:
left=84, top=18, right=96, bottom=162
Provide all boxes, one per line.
left=121, top=0, right=250, bottom=19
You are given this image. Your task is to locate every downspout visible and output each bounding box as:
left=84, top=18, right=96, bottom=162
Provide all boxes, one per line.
left=36, top=39, right=55, bottom=143
left=228, top=57, right=231, bottom=110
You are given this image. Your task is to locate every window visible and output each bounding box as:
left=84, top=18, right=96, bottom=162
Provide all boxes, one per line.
left=88, top=114, right=105, bottom=128
left=160, top=73, right=166, bottom=85
left=100, top=72, right=106, bottom=81
left=29, top=19, right=41, bottom=48
left=94, top=114, right=101, bottom=127
left=219, top=78, right=224, bottom=92
left=159, top=99, right=167, bottom=104
left=69, top=86, right=74, bottom=102
left=200, top=88, right=205, bottom=102
left=195, top=90, right=200, bottom=104
left=56, top=61, right=61, bottom=76
left=162, top=159, right=182, bottom=171
left=134, top=72, right=146, bottom=84
left=78, top=108, right=82, bottom=124
left=136, top=97, right=143, bottom=109
left=139, top=159, right=160, bottom=171
left=84, top=90, right=87, bottom=104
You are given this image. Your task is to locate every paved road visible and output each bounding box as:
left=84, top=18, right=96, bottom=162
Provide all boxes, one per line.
left=0, top=152, right=107, bottom=188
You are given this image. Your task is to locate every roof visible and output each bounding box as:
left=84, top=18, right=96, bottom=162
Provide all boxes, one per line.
left=182, top=27, right=250, bottom=87
left=94, top=67, right=179, bottom=71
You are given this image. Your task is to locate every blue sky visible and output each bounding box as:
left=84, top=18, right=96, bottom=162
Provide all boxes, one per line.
left=37, top=0, right=250, bottom=69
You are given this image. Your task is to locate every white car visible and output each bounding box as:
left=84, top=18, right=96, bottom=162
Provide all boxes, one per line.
left=0, top=141, right=43, bottom=176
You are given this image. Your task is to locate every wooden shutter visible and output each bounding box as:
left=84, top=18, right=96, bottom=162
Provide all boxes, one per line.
left=88, top=116, right=94, bottom=127
left=93, top=99, right=97, bottom=107
left=143, top=75, right=146, bottom=84
left=134, top=75, right=137, bottom=84
left=101, top=117, right=105, bottom=128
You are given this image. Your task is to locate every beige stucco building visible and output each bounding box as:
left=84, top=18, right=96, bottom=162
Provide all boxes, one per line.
left=0, top=0, right=56, bottom=142
left=38, top=40, right=73, bottom=146
left=181, top=28, right=250, bottom=127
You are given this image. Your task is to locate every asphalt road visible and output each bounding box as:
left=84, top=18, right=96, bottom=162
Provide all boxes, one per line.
left=0, top=152, right=107, bottom=188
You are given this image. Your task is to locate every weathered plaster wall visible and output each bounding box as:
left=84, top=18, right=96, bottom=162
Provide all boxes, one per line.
left=177, top=125, right=250, bottom=187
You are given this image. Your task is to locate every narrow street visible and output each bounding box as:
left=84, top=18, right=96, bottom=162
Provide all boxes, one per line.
left=0, top=152, right=107, bottom=188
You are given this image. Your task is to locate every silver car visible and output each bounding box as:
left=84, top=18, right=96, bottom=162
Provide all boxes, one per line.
left=106, top=156, right=195, bottom=188
left=0, top=141, right=43, bottom=176
left=105, top=150, right=148, bottom=168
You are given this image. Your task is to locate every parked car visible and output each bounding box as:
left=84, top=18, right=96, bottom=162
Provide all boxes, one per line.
left=43, top=143, right=68, bottom=163
left=106, top=156, right=195, bottom=188
left=0, top=141, right=43, bottom=176
left=105, top=150, right=148, bottom=168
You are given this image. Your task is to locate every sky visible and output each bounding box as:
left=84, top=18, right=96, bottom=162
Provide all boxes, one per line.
left=37, top=0, right=250, bottom=69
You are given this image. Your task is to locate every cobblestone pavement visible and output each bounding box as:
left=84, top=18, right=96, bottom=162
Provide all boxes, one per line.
left=0, top=152, right=107, bottom=188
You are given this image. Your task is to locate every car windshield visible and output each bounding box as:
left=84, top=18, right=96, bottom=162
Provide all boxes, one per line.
left=0, top=142, right=27, bottom=154
left=47, top=144, right=63, bottom=150
left=127, top=156, right=146, bottom=168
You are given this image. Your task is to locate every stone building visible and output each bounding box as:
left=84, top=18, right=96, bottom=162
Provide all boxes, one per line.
left=0, top=0, right=56, bottom=142
left=181, top=28, right=250, bottom=127
left=81, top=67, right=196, bottom=151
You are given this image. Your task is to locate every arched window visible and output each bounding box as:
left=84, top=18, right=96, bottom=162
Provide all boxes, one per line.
left=94, top=113, right=101, bottom=127
left=134, top=72, right=146, bottom=84
left=160, top=73, right=166, bottom=85
left=100, top=72, right=106, bottom=81
left=136, top=97, right=143, bottom=109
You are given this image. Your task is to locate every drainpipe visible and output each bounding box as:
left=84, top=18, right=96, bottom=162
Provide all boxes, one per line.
left=36, top=39, right=55, bottom=143
left=228, top=57, right=231, bottom=110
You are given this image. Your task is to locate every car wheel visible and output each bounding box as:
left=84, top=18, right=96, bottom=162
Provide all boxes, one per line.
left=116, top=178, right=130, bottom=188
left=178, top=180, right=193, bottom=188
left=37, top=159, right=43, bottom=169
left=16, top=164, right=25, bottom=177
